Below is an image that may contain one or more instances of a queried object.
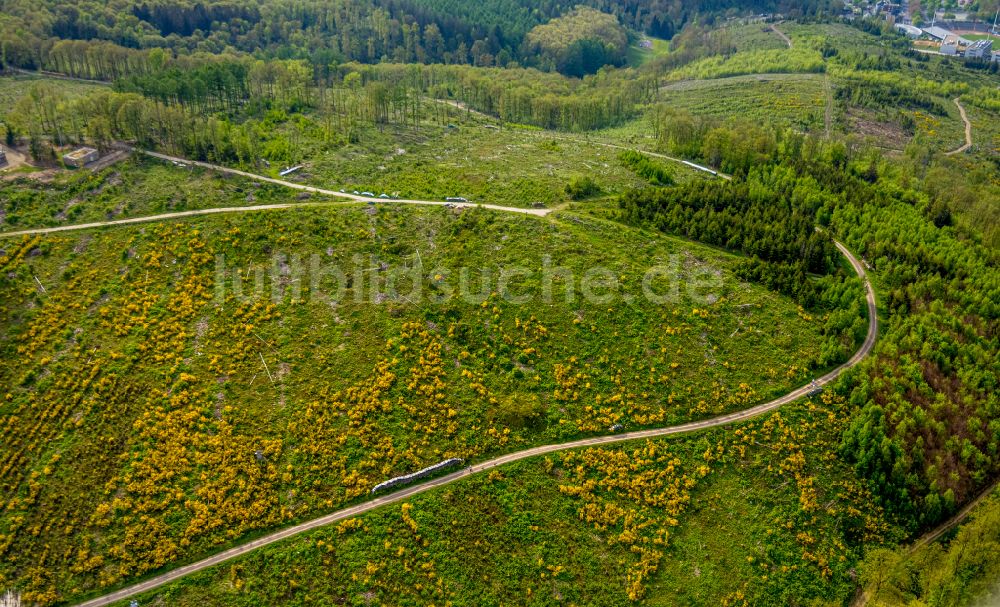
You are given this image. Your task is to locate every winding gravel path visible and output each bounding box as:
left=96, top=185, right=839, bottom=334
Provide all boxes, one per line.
left=945, top=98, right=972, bottom=156
left=0, top=145, right=877, bottom=607
left=64, top=222, right=877, bottom=606
left=0, top=150, right=547, bottom=239
left=771, top=22, right=793, bottom=49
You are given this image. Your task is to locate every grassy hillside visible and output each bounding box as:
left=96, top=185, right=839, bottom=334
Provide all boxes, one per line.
left=0, top=7, right=998, bottom=607
left=107, top=395, right=885, bottom=607
left=658, top=74, right=827, bottom=132
left=0, top=175, right=831, bottom=602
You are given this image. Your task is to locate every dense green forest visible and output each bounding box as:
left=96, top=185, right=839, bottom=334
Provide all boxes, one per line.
left=861, top=487, right=1000, bottom=606
left=619, top=115, right=999, bottom=535
left=0, top=0, right=839, bottom=76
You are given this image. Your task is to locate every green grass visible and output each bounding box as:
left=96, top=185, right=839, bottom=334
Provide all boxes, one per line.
left=0, top=173, right=833, bottom=603
left=0, top=74, right=108, bottom=122
left=955, top=33, right=997, bottom=41
left=627, top=35, right=671, bottom=67
left=288, top=121, right=655, bottom=207
left=659, top=74, right=827, bottom=132
left=104, top=396, right=886, bottom=607
left=257, top=100, right=712, bottom=208
left=720, top=23, right=791, bottom=53
left=782, top=22, right=882, bottom=49
left=664, top=47, right=825, bottom=82
left=921, top=95, right=971, bottom=152
left=964, top=102, right=1000, bottom=155
left=0, top=156, right=294, bottom=230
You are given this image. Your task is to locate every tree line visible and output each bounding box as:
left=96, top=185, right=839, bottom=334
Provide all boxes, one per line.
left=619, top=108, right=999, bottom=536
left=0, top=0, right=840, bottom=77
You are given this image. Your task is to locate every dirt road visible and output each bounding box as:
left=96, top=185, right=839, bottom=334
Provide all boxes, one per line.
left=771, top=23, right=793, bottom=48
left=0, top=150, right=548, bottom=238
left=945, top=98, right=972, bottom=156
left=68, top=235, right=877, bottom=607
left=0, top=145, right=28, bottom=173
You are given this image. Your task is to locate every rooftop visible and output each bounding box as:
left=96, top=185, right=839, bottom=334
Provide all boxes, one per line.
left=923, top=26, right=954, bottom=40
left=64, top=147, right=98, bottom=161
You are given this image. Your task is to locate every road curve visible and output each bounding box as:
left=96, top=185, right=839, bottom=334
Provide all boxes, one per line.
left=946, top=98, right=972, bottom=156
left=70, top=236, right=876, bottom=607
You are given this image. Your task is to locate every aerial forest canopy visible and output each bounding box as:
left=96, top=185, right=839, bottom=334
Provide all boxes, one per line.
left=524, top=7, right=628, bottom=76
left=0, top=0, right=840, bottom=74
left=4, top=0, right=1000, bottom=605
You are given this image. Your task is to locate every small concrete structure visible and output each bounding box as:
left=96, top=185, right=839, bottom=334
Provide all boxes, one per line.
left=0, top=149, right=7, bottom=167
left=63, top=147, right=99, bottom=168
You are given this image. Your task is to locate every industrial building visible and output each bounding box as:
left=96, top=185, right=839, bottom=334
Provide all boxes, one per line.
left=965, top=39, right=994, bottom=59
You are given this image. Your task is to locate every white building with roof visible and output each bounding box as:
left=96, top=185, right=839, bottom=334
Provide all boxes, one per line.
left=965, top=39, right=994, bottom=59
left=940, top=35, right=961, bottom=55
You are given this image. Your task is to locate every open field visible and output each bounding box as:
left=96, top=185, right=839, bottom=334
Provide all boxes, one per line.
left=627, top=36, right=671, bottom=66
left=102, top=395, right=883, bottom=607
left=659, top=74, right=827, bottom=132
left=287, top=121, right=658, bottom=206
left=0, top=75, right=717, bottom=211
left=730, top=22, right=792, bottom=51
left=0, top=74, right=108, bottom=122
left=0, top=177, right=833, bottom=602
